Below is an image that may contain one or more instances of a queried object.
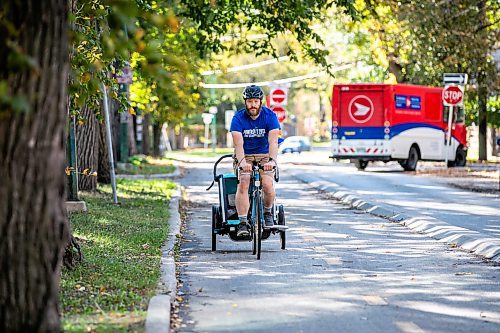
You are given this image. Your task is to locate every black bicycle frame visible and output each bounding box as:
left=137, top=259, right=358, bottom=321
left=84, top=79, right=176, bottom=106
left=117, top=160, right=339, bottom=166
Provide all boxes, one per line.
left=248, top=161, right=264, bottom=230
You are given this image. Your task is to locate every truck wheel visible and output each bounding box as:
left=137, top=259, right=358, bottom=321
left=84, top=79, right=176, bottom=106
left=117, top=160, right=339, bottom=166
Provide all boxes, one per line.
left=455, top=148, right=467, bottom=167
left=402, top=146, right=419, bottom=171
left=353, top=160, right=368, bottom=170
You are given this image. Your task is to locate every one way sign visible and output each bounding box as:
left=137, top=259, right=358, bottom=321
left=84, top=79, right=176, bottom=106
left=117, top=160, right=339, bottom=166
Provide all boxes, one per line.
left=443, top=73, right=468, bottom=85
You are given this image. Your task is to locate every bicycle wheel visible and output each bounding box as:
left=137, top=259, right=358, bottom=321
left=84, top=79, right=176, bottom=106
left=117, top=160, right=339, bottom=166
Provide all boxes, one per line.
left=256, top=191, right=263, bottom=260
left=211, top=206, right=217, bottom=251
left=278, top=205, right=286, bottom=250
left=251, top=215, right=256, bottom=255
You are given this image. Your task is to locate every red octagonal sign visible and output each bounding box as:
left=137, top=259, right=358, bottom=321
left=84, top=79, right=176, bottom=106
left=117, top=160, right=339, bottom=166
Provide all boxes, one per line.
left=442, top=85, right=464, bottom=106
left=271, top=105, right=286, bottom=123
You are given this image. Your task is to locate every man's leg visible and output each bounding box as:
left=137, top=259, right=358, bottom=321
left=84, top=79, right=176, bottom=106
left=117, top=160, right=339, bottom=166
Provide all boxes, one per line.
left=262, top=174, right=275, bottom=227
left=235, top=174, right=250, bottom=236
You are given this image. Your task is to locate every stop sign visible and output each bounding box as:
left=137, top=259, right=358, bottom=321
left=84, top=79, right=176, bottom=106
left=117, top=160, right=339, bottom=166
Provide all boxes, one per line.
left=270, top=88, right=287, bottom=105
left=442, top=85, right=464, bottom=106
left=271, top=105, right=286, bottom=123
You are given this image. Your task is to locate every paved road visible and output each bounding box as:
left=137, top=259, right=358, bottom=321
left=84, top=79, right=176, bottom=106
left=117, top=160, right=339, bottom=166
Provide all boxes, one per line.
left=280, top=149, right=500, bottom=239
left=174, top=160, right=500, bottom=333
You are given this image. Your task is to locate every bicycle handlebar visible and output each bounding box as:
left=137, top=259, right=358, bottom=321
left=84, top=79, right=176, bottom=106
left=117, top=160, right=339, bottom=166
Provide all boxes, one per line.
left=206, top=154, right=279, bottom=191
left=206, top=154, right=233, bottom=191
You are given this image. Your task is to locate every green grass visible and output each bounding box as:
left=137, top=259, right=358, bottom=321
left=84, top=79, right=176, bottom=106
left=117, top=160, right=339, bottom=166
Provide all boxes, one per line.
left=116, top=155, right=176, bottom=175
left=61, top=178, right=176, bottom=332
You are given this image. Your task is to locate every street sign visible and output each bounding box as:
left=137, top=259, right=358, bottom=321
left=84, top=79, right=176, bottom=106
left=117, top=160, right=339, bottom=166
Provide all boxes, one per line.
left=116, top=66, right=133, bottom=84
left=443, top=73, right=468, bottom=85
left=269, top=87, right=288, bottom=106
left=442, top=85, right=464, bottom=106
left=271, top=105, right=286, bottom=123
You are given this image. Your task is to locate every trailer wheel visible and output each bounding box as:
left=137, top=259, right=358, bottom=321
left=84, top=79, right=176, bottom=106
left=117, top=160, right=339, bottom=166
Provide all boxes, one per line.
left=353, top=160, right=368, bottom=170
left=402, top=146, right=419, bottom=171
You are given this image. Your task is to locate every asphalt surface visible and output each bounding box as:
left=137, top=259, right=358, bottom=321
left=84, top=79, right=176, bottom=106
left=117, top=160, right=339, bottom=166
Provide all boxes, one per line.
left=171, top=159, right=500, bottom=333
left=281, top=157, right=500, bottom=239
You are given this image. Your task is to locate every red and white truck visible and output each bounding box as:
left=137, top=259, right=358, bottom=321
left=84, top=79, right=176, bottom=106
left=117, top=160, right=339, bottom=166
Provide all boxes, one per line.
left=330, top=83, right=467, bottom=170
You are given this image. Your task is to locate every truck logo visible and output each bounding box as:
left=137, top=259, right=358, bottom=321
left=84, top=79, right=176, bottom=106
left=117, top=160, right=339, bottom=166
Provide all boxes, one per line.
left=348, top=95, right=374, bottom=123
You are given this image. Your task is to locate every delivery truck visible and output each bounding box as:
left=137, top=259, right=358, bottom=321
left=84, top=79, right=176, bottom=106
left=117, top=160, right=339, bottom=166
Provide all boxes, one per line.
left=330, top=84, right=467, bottom=170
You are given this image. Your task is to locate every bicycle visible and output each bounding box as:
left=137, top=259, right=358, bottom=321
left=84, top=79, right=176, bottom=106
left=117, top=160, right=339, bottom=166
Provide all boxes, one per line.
left=207, top=154, right=287, bottom=260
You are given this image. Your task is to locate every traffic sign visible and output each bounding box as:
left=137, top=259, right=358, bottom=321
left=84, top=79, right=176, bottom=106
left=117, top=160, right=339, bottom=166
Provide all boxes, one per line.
left=442, top=85, right=464, bottom=106
left=443, top=73, right=468, bottom=85
left=117, top=66, right=133, bottom=84
left=271, top=105, right=286, bottom=123
left=270, top=87, right=287, bottom=105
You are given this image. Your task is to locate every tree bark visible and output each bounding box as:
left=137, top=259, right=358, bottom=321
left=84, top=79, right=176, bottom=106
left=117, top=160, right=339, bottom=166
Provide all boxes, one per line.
left=153, top=122, right=162, bottom=156
left=76, top=105, right=98, bottom=191
left=110, top=98, right=121, bottom=162
left=97, top=118, right=111, bottom=184
left=478, top=80, right=488, bottom=161
left=128, top=115, right=137, bottom=156
left=0, top=1, right=70, bottom=332
left=477, top=1, right=488, bottom=161
left=142, top=113, right=151, bottom=155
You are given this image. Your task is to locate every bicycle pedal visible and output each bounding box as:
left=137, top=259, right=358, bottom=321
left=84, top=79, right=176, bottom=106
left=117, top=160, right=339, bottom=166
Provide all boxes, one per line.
left=271, top=225, right=288, bottom=230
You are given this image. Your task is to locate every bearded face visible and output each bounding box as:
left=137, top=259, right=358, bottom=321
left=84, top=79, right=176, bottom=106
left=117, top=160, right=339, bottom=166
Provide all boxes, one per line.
left=245, top=98, right=262, bottom=118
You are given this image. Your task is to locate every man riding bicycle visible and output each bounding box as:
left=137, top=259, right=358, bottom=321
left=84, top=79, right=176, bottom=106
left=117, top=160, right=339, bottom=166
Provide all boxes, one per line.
left=230, top=85, right=280, bottom=237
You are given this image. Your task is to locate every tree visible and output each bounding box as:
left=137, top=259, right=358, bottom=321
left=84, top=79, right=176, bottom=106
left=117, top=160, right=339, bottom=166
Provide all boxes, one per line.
left=346, top=0, right=499, bottom=159
left=0, top=1, right=70, bottom=332
left=1, top=1, right=359, bottom=331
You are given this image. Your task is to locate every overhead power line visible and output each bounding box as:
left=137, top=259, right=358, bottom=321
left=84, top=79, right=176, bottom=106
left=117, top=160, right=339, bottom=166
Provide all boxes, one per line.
left=200, top=64, right=353, bottom=89
left=201, top=56, right=290, bottom=76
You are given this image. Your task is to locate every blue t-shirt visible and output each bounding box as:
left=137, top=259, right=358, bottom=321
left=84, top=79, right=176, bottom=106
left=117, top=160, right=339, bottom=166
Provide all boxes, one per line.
left=230, top=106, right=281, bottom=154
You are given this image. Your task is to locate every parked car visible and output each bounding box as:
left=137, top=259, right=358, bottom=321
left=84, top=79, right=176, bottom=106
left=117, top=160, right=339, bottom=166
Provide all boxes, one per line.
left=279, top=136, right=311, bottom=154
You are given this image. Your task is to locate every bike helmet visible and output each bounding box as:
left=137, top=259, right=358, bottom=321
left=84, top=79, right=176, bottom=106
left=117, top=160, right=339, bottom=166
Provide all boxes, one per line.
left=242, top=85, right=264, bottom=100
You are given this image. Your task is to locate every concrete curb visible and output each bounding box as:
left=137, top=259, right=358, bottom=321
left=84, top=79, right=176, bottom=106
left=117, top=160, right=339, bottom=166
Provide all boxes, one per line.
left=145, top=186, right=183, bottom=333
left=285, top=169, right=500, bottom=263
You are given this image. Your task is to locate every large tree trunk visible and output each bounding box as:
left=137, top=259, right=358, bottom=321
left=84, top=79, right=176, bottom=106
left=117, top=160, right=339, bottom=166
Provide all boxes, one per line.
left=0, top=1, right=70, bottom=332
left=76, top=105, right=98, bottom=191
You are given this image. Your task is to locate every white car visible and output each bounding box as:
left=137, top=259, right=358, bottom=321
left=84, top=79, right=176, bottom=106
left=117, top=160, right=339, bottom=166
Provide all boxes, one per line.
left=279, top=136, right=311, bottom=154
